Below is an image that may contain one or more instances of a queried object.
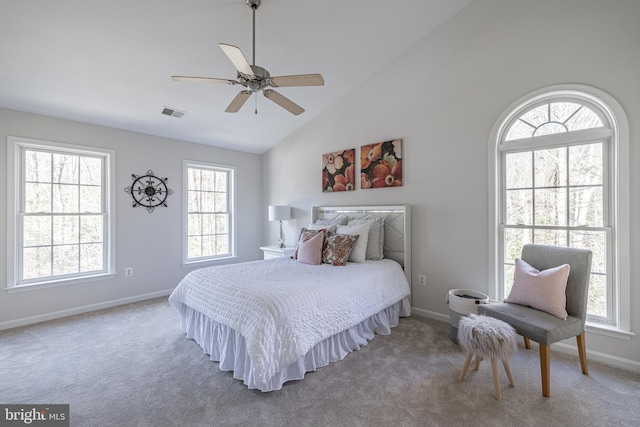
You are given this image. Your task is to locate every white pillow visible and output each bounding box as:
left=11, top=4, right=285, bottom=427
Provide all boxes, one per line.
left=348, top=216, right=384, bottom=260
left=336, top=224, right=370, bottom=263
left=306, top=223, right=337, bottom=234
left=314, top=214, right=349, bottom=226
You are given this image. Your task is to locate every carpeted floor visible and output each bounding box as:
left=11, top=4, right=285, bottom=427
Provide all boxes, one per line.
left=1, top=297, right=639, bottom=427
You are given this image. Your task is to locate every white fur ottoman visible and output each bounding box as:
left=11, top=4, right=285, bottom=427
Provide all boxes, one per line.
left=458, top=314, right=518, bottom=401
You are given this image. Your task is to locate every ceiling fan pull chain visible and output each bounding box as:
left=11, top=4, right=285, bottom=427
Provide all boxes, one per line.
left=255, top=93, right=258, bottom=115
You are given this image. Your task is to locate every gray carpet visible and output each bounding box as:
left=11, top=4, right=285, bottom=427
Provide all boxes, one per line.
left=1, top=297, right=639, bottom=427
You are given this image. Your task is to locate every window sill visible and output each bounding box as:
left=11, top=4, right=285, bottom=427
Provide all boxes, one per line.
left=586, top=322, right=635, bottom=341
left=5, top=273, right=117, bottom=293
left=182, top=256, right=238, bottom=268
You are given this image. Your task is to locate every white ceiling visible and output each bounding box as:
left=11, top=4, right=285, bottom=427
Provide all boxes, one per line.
left=0, top=0, right=472, bottom=154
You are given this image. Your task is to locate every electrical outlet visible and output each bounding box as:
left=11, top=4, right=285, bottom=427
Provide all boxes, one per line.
left=418, top=274, right=426, bottom=286
left=125, top=267, right=134, bottom=277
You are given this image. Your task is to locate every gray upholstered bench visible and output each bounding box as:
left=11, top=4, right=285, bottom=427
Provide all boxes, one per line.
left=477, top=244, right=592, bottom=397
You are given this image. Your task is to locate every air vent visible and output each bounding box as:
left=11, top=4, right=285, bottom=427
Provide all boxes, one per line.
left=161, top=107, right=185, bottom=118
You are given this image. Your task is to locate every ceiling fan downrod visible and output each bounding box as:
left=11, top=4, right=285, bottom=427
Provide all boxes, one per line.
left=247, top=0, right=261, bottom=113
left=246, top=0, right=261, bottom=66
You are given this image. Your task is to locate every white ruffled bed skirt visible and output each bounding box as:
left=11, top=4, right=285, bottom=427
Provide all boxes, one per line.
left=178, top=297, right=411, bottom=392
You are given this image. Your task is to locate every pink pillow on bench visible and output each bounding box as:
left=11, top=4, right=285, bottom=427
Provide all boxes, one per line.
left=505, top=258, right=570, bottom=320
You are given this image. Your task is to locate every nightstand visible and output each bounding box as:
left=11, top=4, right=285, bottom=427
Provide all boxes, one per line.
left=260, top=245, right=296, bottom=260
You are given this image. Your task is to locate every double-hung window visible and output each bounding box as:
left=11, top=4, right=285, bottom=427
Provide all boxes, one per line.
left=490, top=85, right=630, bottom=336
left=184, top=160, right=235, bottom=263
left=6, top=137, right=115, bottom=290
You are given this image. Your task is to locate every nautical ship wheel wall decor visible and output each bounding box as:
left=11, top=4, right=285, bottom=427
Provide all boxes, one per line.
left=124, top=170, right=173, bottom=213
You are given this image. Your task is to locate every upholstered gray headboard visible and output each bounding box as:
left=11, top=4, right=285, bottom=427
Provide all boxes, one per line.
left=312, top=205, right=411, bottom=285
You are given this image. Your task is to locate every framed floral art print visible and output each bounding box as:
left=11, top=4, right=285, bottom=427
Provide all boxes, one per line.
left=360, top=139, right=402, bottom=189
left=322, top=149, right=355, bottom=192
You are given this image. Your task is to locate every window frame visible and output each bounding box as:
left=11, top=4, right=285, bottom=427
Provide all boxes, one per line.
left=6, top=136, right=116, bottom=292
left=182, top=159, right=237, bottom=266
left=488, top=84, right=631, bottom=339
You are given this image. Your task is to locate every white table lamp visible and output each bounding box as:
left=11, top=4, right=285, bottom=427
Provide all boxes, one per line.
left=268, top=205, right=291, bottom=248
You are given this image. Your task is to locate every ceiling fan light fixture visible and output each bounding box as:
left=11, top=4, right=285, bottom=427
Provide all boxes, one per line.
left=171, top=0, right=323, bottom=115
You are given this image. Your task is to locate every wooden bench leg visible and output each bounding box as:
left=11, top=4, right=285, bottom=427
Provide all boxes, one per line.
left=577, top=333, right=589, bottom=375
left=524, top=336, right=531, bottom=349
left=459, top=352, right=473, bottom=382
left=491, top=358, right=502, bottom=401
left=540, top=344, right=551, bottom=397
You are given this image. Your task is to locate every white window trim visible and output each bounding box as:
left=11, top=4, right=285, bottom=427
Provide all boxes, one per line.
left=5, top=136, right=117, bottom=292
left=488, top=84, right=632, bottom=339
left=182, top=159, right=237, bottom=266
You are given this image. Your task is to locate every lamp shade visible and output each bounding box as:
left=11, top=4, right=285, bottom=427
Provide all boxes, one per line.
left=268, top=205, right=291, bottom=221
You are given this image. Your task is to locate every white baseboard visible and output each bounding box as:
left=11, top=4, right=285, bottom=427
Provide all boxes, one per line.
left=410, top=306, right=640, bottom=375
left=553, top=342, right=640, bottom=374
left=411, top=306, right=449, bottom=322
left=0, top=289, right=174, bottom=331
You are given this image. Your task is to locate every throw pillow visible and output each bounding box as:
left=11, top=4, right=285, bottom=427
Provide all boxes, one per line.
left=314, top=214, right=349, bottom=226
left=348, top=216, right=384, bottom=260
left=322, top=233, right=359, bottom=266
left=336, top=224, right=370, bottom=263
left=296, top=230, right=324, bottom=265
left=306, top=223, right=337, bottom=234
left=293, top=228, right=324, bottom=259
left=505, top=258, right=571, bottom=320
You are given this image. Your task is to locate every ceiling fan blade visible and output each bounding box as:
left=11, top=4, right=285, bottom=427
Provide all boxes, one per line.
left=269, top=74, right=325, bottom=88
left=263, top=89, right=304, bottom=115
left=219, top=43, right=255, bottom=77
left=225, top=90, right=252, bottom=113
left=172, top=75, right=237, bottom=85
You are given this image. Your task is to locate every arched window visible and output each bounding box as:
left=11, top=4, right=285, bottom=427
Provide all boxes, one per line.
left=489, top=85, right=630, bottom=336
left=504, top=101, right=604, bottom=140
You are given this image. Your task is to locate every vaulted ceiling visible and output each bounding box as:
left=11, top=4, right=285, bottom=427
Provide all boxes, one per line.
left=0, top=0, right=472, bottom=154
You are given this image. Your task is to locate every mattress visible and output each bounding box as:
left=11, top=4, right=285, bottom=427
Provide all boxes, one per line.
left=169, top=257, right=411, bottom=391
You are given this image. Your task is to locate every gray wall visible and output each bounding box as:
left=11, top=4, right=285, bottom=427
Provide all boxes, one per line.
left=0, top=107, right=262, bottom=328
left=262, top=0, right=640, bottom=370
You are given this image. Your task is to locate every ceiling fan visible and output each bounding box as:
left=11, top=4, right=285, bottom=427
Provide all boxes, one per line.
left=172, top=0, right=324, bottom=116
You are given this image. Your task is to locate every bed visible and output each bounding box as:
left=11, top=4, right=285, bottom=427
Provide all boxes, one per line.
left=169, top=205, right=412, bottom=392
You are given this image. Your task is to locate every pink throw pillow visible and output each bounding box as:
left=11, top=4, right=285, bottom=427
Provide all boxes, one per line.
left=505, top=258, right=570, bottom=320
left=293, top=228, right=324, bottom=259
left=296, top=230, right=324, bottom=265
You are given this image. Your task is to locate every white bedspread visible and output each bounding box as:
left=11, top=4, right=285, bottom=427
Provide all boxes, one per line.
left=169, top=257, right=410, bottom=388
